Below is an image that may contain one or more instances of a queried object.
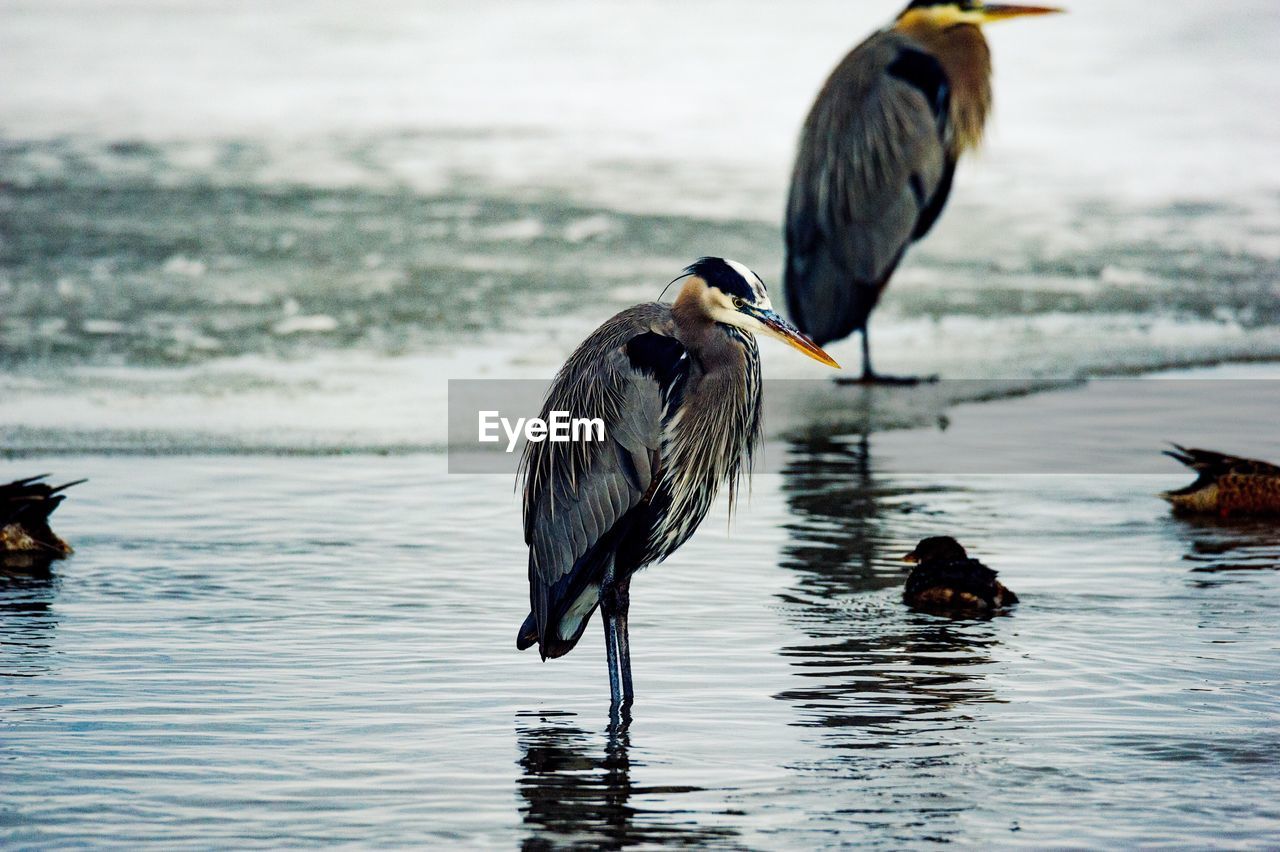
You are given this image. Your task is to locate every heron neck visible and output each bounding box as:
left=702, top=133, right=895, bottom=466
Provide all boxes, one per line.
left=654, top=308, right=760, bottom=535
left=894, top=17, right=992, bottom=155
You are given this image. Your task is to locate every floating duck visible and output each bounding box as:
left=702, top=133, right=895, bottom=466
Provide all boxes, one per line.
left=1161, top=445, right=1280, bottom=518
left=901, top=536, right=1018, bottom=615
left=1, top=475, right=84, bottom=562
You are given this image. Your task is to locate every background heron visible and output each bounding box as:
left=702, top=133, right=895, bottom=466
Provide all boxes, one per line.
left=785, top=0, right=1061, bottom=383
left=516, top=257, right=839, bottom=711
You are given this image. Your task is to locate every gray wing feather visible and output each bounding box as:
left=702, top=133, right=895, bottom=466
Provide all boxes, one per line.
left=519, top=305, right=672, bottom=647
left=786, top=31, right=948, bottom=343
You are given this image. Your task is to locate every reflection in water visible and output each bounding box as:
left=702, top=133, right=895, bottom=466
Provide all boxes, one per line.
left=777, top=435, right=1002, bottom=730
left=0, top=562, right=60, bottom=680
left=515, top=714, right=736, bottom=850
left=779, top=434, right=946, bottom=599
left=1169, top=515, right=1280, bottom=581
left=777, top=618, right=1000, bottom=740
left=775, top=437, right=1005, bottom=839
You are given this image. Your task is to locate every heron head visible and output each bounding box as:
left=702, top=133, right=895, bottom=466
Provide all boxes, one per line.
left=902, top=535, right=969, bottom=564
left=898, top=0, right=1062, bottom=26
left=677, top=257, right=840, bottom=369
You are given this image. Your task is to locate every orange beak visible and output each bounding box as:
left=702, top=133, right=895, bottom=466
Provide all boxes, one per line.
left=979, top=4, right=1064, bottom=22
left=758, top=310, right=841, bottom=369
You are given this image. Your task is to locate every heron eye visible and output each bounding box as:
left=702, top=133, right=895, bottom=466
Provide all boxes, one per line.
left=732, top=297, right=746, bottom=309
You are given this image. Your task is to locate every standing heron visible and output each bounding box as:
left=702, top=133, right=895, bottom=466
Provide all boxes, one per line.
left=516, top=257, right=839, bottom=710
left=785, top=0, right=1061, bottom=383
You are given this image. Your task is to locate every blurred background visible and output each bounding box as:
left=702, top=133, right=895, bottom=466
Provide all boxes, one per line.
left=2, top=0, right=1279, bottom=451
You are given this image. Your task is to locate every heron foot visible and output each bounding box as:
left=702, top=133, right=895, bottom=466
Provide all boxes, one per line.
left=835, top=371, right=939, bottom=386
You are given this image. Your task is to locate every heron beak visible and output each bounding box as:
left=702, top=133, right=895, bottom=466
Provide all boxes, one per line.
left=978, top=4, right=1063, bottom=22
left=757, top=310, right=841, bottom=369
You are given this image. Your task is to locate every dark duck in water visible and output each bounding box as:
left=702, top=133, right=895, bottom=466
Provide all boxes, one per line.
left=901, top=536, right=1017, bottom=616
left=1, top=475, right=84, bottom=567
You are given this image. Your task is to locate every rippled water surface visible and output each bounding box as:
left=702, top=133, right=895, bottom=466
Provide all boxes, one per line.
left=4, top=0, right=1280, bottom=845
left=4, top=0, right=1280, bottom=453
left=4, top=424, right=1279, bottom=846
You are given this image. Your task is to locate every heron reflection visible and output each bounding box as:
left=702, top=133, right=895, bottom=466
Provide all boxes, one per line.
left=780, top=434, right=940, bottom=598
left=773, top=436, right=1008, bottom=840
left=514, top=714, right=736, bottom=850
left=777, top=436, right=1002, bottom=736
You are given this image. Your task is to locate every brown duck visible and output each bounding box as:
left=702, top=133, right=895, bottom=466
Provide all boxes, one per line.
left=1, top=475, right=84, bottom=561
left=1161, top=445, right=1280, bottom=518
left=901, top=536, right=1018, bottom=615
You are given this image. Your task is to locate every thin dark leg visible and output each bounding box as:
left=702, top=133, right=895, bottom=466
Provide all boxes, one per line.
left=600, top=570, right=634, bottom=721
left=601, top=563, right=624, bottom=711
left=862, top=324, right=873, bottom=379
left=613, top=576, right=633, bottom=704
left=834, top=325, right=938, bottom=386
left=603, top=608, right=623, bottom=709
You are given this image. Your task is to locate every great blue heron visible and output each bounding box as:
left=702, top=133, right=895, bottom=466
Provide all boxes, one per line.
left=516, top=257, right=839, bottom=710
left=1, top=475, right=84, bottom=563
left=785, top=0, right=1061, bottom=383
left=901, top=536, right=1018, bottom=615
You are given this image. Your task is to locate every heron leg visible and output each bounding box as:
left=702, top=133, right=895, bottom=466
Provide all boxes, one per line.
left=603, top=607, right=623, bottom=710
left=601, top=564, right=624, bottom=710
left=614, top=576, right=633, bottom=704
left=601, top=571, right=633, bottom=711
left=862, top=324, right=873, bottom=378
left=833, top=326, right=938, bottom=386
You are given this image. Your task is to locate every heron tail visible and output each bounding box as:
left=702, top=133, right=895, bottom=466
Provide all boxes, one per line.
left=516, top=612, right=538, bottom=651
left=514, top=604, right=598, bottom=660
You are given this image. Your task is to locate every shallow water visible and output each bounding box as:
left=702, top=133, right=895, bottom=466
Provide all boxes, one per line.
left=4, top=0, right=1280, bottom=454
left=4, top=384, right=1280, bottom=847
left=4, top=0, right=1280, bottom=845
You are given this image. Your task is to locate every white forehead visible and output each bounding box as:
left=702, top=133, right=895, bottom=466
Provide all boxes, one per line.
left=723, top=258, right=772, bottom=308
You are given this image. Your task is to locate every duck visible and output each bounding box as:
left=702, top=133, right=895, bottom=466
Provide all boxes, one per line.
left=901, top=536, right=1018, bottom=615
left=1, top=475, right=84, bottom=562
left=1161, top=444, right=1280, bottom=518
